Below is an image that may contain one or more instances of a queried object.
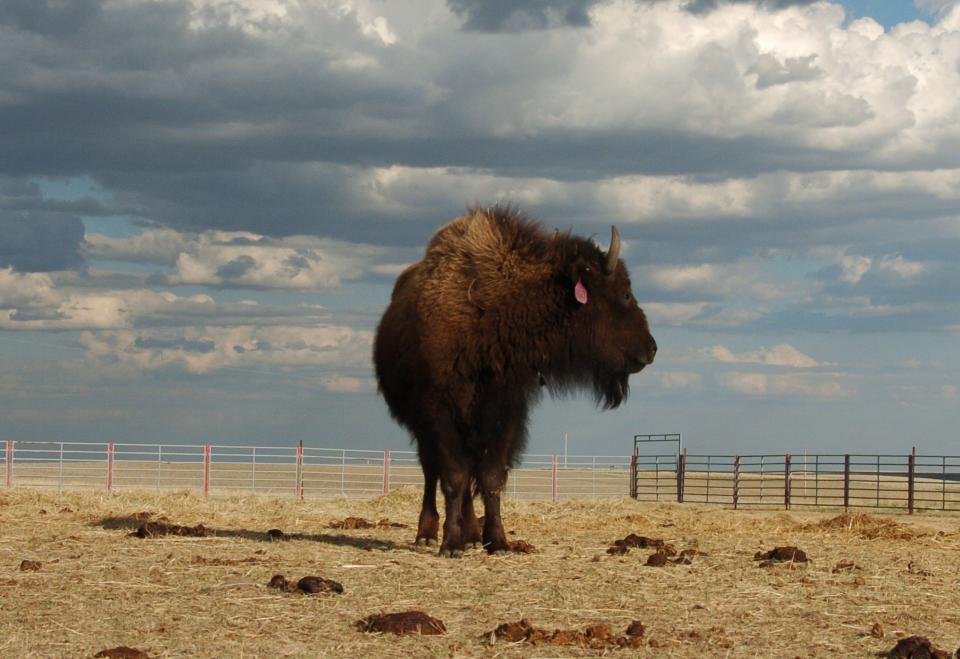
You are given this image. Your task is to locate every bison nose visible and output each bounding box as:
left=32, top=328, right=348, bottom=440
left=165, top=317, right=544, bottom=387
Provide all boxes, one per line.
left=647, top=338, right=657, bottom=364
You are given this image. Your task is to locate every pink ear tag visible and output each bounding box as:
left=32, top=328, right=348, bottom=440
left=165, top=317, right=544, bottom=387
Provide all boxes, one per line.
left=574, top=277, right=589, bottom=304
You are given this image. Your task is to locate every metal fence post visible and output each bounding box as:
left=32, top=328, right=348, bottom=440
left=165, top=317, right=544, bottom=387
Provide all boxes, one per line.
left=251, top=446, right=257, bottom=493
left=551, top=454, right=558, bottom=501
left=382, top=450, right=390, bottom=495
left=814, top=454, right=820, bottom=507
left=843, top=454, right=850, bottom=511
left=733, top=455, right=740, bottom=509
left=943, top=456, right=947, bottom=512
left=6, top=439, right=13, bottom=488
left=295, top=440, right=304, bottom=500
left=629, top=454, right=637, bottom=499
left=705, top=455, right=712, bottom=503
left=203, top=444, right=211, bottom=498
left=655, top=455, right=661, bottom=500
left=106, top=442, right=114, bottom=492
left=907, top=450, right=915, bottom=515
left=784, top=453, right=791, bottom=510
left=677, top=449, right=686, bottom=503
left=592, top=456, right=596, bottom=497
left=759, top=455, right=765, bottom=502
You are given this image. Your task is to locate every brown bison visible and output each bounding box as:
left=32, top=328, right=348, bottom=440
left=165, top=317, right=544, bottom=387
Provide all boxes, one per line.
left=374, top=206, right=656, bottom=557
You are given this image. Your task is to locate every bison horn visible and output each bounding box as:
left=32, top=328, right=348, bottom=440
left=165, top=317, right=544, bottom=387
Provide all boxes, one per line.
left=604, top=225, right=621, bottom=275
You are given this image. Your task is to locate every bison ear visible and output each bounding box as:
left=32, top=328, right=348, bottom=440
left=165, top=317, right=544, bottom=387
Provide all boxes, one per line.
left=574, top=277, right=589, bottom=305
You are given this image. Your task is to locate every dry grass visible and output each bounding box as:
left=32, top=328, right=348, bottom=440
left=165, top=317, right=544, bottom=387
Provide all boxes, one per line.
left=1, top=487, right=959, bottom=658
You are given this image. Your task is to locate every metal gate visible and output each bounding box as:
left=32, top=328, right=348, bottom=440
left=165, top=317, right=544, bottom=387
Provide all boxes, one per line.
left=630, top=433, right=681, bottom=501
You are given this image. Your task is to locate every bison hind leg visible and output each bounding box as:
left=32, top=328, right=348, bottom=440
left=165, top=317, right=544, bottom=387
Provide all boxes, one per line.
left=414, top=452, right=440, bottom=547
left=479, top=465, right=511, bottom=555
left=461, top=483, right=482, bottom=549
left=438, top=466, right=472, bottom=558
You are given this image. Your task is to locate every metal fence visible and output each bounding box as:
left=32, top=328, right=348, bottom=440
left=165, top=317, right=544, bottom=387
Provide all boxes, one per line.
left=1, top=440, right=631, bottom=500
left=5, top=440, right=959, bottom=513
left=630, top=451, right=960, bottom=513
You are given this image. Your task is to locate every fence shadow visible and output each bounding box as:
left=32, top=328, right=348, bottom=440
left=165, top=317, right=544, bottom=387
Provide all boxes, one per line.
left=95, top=515, right=401, bottom=551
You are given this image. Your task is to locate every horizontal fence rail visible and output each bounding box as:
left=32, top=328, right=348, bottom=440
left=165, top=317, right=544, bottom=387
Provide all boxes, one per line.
left=4, top=440, right=959, bottom=514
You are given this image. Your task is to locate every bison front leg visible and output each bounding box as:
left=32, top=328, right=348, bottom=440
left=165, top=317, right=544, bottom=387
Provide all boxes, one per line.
left=439, top=467, right=470, bottom=558
left=415, top=456, right=439, bottom=548
left=479, top=465, right=510, bottom=555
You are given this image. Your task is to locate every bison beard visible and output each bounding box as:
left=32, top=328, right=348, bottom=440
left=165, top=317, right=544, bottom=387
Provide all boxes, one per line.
left=374, top=206, right=656, bottom=557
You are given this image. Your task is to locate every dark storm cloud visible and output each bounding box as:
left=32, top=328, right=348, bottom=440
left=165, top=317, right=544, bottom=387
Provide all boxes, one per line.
left=747, top=54, right=822, bottom=89
left=683, top=0, right=818, bottom=13
left=447, top=0, right=594, bottom=31
left=285, top=254, right=312, bottom=273
left=447, top=0, right=820, bottom=31
left=0, top=213, right=85, bottom=272
left=9, top=308, right=68, bottom=322
left=0, top=0, right=878, bottom=190
left=0, top=0, right=426, bottom=180
left=215, top=255, right=257, bottom=280
left=134, top=336, right=216, bottom=353
left=0, top=0, right=102, bottom=36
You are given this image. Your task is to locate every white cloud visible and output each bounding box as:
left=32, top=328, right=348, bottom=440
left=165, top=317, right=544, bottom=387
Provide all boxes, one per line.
left=79, top=325, right=373, bottom=375
left=657, top=371, right=703, bottom=390
left=362, top=15, right=398, bottom=45
left=0, top=267, right=328, bottom=331
left=719, top=371, right=855, bottom=399
left=837, top=254, right=872, bottom=284
left=831, top=251, right=927, bottom=285
left=876, top=254, right=925, bottom=278
left=320, top=374, right=377, bottom=394
left=637, top=262, right=791, bottom=302
left=708, top=343, right=824, bottom=368
left=354, top=166, right=960, bottom=231
left=643, top=302, right=708, bottom=326
left=370, top=262, right=413, bottom=277
left=85, top=228, right=197, bottom=265
left=915, top=1, right=960, bottom=19
left=87, top=229, right=383, bottom=290
left=0, top=268, right=132, bottom=330
left=430, top=0, right=959, bottom=163
left=0, top=268, right=59, bottom=311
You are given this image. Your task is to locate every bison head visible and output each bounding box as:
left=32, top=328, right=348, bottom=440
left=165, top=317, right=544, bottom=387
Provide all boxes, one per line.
left=562, top=226, right=657, bottom=409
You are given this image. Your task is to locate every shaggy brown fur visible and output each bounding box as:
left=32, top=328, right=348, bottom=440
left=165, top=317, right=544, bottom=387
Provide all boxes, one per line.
left=374, top=206, right=656, bottom=556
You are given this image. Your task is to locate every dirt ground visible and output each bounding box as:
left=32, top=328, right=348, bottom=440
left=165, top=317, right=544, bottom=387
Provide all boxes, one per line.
left=1, top=487, right=958, bottom=658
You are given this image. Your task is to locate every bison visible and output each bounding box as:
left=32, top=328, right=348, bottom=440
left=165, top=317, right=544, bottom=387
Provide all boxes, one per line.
left=374, top=206, right=656, bottom=557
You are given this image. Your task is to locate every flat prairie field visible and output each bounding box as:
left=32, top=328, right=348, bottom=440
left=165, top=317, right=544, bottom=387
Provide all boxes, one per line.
left=1, top=488, right=959, bottom=658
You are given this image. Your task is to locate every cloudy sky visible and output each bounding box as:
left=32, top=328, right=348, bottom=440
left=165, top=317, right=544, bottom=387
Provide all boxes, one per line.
left=2, top=0, right=959, bottom=458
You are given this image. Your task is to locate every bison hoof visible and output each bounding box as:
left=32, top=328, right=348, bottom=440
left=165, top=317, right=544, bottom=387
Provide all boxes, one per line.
left=415, top=537, right=438, bottom=548
left=484, top=542, right=511, bottom=556
left=467, top=541, right=482, bottom=550
left=439, top=547, right=463, bottom=559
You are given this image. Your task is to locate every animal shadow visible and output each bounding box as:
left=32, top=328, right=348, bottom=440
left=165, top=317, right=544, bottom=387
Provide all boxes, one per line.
left=95, top=515, right=399, bottom=551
